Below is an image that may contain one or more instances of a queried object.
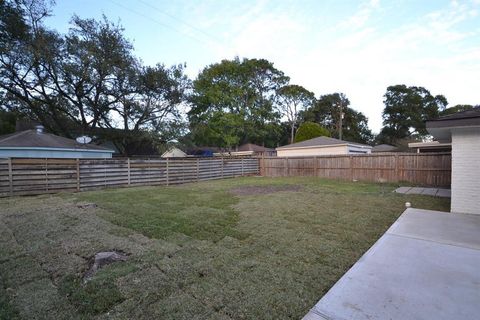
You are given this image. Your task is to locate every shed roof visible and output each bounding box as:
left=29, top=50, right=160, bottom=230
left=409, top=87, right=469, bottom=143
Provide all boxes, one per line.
left=276, top=136, right=371, bottom=150
left=0, top=130, right=112, bottom=151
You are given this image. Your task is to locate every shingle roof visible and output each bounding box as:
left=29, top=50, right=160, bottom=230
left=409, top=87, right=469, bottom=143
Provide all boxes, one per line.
left=436, top=106, right=480, bottom=121
left=427, top=106, right=480, bottom=129
left=0, top=130, right=112, bottom=151
left=276, top=136, right=370, bottom=150
left=237, top=143, right=274, bottom=152
left=372, top=144, right=398, bottom=152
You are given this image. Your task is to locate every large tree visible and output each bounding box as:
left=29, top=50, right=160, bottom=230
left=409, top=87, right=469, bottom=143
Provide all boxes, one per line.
left=300, top=93, right=374, bottom=144
left=276, top=84, right=315, bottom=144
left=378, top=85, right=447, bottom=144
left=188, top=57, right=288, bottom=148
left=0, top=0, right=189, bottom=154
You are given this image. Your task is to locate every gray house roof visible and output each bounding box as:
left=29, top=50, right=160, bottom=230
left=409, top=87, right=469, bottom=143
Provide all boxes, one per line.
left=426, top=107, right=480, bottom=129
left=0, top=129, right=112, bottom=151
left=277, top=136, right=370, bottom=150
left=426, top=107, right=480, bottom=142
left=372, top=144, right=398, bottom=153
left=237, top=143, right=274, bottom=152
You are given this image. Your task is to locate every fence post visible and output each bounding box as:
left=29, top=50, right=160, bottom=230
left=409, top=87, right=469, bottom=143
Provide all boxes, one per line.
left=45, top=158, right=49, bottom=192
left=284, top=158, right=289, bottom=177
left=241, top=158, right=244, bottom=176
left=349, top=156, right=354, bottom=181
left=395, top=154, right=399, bottom=182
left=221, top=157, right=224, bottom=178
left=260, top=154, right=264, bottom=176
left=166, top=158, right=169, bottom=186
left=127, top=158, right=131, bottom=186
left=313, top=156, right=317, bottom=177
left=8, top=158, right=13, bottom=196
left=76, top=159, right=80, bottom=191
left=197, top=158, right=200, bottom=182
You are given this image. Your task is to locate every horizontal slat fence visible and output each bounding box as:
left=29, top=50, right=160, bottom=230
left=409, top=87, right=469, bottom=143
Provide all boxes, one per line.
left=0, top=157, right=259, bottom=197
left=260, top=153, right=451, bottom=187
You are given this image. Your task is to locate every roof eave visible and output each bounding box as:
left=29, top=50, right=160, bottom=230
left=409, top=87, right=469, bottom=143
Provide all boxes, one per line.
left=276, top=143, right=371, bottom=151
left=0, top=146, right=115, bottom=153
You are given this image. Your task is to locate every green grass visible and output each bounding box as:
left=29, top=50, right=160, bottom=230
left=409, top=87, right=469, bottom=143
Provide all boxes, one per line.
left=0, top=177, right=450, bottom=319
left=82, top=186, right=248, bottom=241
left=59, top=274, right=124, bottom=316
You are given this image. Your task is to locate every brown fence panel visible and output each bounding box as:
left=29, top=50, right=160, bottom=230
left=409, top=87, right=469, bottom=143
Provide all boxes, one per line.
left=0, top=156, right=259, bottom=197
left=260, top=153, right=451, bottom=187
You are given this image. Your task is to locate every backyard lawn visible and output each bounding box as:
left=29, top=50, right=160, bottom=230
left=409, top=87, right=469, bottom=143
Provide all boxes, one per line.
left=0, top=177, right=450, bottom=320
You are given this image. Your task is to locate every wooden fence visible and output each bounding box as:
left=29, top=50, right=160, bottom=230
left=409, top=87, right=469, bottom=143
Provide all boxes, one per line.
left=260, top=153, right=451, bottom=187
left=0, top=157, right=259, bottom=197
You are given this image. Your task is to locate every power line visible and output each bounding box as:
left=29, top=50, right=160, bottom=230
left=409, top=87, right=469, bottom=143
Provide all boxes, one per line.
left=137, top=0, right=223, bottom=44
left=107, top=0, right=210, bottom=46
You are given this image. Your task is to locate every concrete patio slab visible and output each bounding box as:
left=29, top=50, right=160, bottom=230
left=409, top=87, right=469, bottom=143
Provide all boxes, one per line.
left=394, top=187, right=451, bottom=198
left=420, top=188, right=438, bottom=196
left=394, top=186, right=412, bottom=194
left=304, top=208, right=480, bottom=320
left=436, top=189, right=451, bottom=198
left=406, top=187, right=425, bottom=194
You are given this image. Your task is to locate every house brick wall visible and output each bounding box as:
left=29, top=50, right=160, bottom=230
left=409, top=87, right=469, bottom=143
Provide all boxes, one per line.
left=451, top=128, right=480, bottom=214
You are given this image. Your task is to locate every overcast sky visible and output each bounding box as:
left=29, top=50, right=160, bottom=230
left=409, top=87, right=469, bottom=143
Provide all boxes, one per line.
left=45, top=0, right=480, bottom=133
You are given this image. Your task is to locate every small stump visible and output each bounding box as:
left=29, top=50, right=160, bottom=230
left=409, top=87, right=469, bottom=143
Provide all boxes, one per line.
left=83, top=251, right=128, bottom=283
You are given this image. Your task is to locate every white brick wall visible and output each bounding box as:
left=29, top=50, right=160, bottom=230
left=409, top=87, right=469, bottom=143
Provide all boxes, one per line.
left=451, top=128, right=480, bottom=214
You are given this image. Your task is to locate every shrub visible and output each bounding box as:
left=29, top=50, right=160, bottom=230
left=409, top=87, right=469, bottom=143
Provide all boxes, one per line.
left=294, top=122, right=330, bottom=143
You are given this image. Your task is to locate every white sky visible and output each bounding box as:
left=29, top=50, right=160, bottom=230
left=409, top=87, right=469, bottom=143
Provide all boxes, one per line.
left=46, top=0, right=480, bottom=133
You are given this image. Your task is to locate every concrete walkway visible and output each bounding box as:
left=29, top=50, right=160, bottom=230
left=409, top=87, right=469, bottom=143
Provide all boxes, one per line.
left=304, top=208, right=480, bottom=320
left=394, top=187, right=451, bottom=198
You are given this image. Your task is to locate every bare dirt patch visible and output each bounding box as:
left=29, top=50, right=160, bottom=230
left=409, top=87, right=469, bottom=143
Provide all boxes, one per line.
left=231, top=185, right=303, bottom=196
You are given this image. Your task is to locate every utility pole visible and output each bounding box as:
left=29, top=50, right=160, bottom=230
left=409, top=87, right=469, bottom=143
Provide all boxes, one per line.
left=339, top=100, right=344, bottom=141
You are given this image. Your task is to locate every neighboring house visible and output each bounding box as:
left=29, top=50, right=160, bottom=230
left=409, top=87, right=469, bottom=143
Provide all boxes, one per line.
left=408, top=141, right=452, bottom=153
left=426, top=107, right=480, bottom=214
left=371, top=144, right=399, bottom=153
left=215, top=143, right=276, bottom=157
left=161, top=147, right=187, bottom=158
left=187, top=147, right=219, bottom=157
left=0, top=126, right=114, bottom=158
left=276, top=136, right=372, bottom=157
left=235, top=143, right=275, bottom=156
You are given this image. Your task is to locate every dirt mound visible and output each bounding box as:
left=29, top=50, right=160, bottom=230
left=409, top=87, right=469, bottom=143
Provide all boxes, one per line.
left=231, top=185, right=303, bottom=196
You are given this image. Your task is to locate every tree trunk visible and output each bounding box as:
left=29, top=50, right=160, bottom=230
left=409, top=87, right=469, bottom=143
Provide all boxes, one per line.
left=290, top=123, right=295, bottom=144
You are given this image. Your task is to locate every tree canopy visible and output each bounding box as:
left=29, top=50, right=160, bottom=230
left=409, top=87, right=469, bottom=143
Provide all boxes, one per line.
left=377, top=85, right=447, bottom=145
left=440, top=104, right=475, bottom=116
left=276, top=84, right=315, bottom=144
left=300, top=93, right=373, bottom=144
left=0, top=0, right=189, bottom=155
left=188, top=57, right=288, bottom=148
left=294, top=121, right=330, bottom=143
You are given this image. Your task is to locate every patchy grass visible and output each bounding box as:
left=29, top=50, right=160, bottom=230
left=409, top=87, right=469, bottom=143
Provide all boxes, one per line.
left=59, top=274, right=124, bottom=316
left=82, top=186, right=247, bottom=241
left=0, top=177, right=450, bottom=319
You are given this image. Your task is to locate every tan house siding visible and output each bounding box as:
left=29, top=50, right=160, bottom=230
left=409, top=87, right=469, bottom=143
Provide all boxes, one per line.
left=277, top=145, right=348, bottom=157
left=451, top=128, right=480, bottom=214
